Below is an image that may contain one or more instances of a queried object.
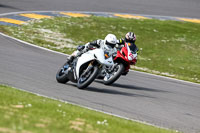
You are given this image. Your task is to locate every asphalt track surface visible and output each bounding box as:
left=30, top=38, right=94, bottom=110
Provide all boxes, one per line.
left=0, top=0, right=200, bottom=18
left=0, top=0, right=200, bottom=133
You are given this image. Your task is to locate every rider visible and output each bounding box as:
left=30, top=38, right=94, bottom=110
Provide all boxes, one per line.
left=117, top=32, right=138, bottom=53
left=67, top=34, right=118, bottom=64
left=117, top=32, right=138, bottom=75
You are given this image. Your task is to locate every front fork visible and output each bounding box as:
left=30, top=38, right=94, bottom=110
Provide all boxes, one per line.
left=106, top=63, right=118, bottom=73
left=101, top=63, right=118, bottom=79
left=81, top=61, right=95, bottom=77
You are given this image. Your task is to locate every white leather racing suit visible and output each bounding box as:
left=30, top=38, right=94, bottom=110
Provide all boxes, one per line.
left=72, top=39, right=117, bottom=57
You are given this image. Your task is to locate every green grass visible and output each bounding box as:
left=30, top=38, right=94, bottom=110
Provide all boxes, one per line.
left=0, top=85, right=177, bottom=133
left=0, top=16, right=200, bottom=83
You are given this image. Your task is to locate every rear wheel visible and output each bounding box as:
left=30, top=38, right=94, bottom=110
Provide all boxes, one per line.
left=56, top=61, right=69, bottom=83
left=77, top=65, right=99, bottom=89
left=103, top=63, right=125, bottom=85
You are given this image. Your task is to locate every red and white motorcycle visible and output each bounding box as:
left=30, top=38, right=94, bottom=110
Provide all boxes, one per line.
left=103, top=42, right=138, bottom=85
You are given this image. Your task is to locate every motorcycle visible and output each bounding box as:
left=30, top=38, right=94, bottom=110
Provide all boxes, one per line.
left=56, top=47, right=114, bottom=89
left=102, top=42, right=138, bottom=85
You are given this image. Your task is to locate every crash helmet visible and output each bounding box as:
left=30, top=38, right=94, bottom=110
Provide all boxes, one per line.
left=125, top=32, right=136, bottom=43
left=104, top=34, right=117, bottom=48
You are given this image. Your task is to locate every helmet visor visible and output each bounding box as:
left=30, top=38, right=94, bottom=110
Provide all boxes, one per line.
left=105, top=40, right=116, bottom=48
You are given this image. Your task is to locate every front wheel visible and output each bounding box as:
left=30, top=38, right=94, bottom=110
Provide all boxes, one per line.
left=56, top=61, right=69, bottom=83
left=103, top=63, right=125, bottom=85
left=77, top=65, right=99, bottom=89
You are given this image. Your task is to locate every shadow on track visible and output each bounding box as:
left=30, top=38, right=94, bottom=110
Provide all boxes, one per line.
left=61, top=82, right=155, bottom=98
left=85, top=86, right=156, bottom=98
left=95, top=80, right=169, bottom=93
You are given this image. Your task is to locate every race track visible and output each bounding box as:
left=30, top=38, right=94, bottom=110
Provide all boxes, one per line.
left=0, top=0, right=200, bottom=18
left=0, top=0, right=200, bottom=133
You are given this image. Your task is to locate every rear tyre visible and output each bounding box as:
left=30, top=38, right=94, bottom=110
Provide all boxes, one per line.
left=56, top=61, right=69, bottom=83
left=77, top=65, right=99, bottom=89
left=103, top=63, right=125, bottom=85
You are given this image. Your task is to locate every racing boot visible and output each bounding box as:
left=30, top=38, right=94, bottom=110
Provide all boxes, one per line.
left=66, top=56, right=74, bottom=65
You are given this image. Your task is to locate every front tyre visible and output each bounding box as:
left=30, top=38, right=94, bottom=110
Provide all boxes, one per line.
left=77, top=65, right=99, bottom=89
left=103, top=63, right=125, bottom=85
left=56, top=62, right=69, bottom=83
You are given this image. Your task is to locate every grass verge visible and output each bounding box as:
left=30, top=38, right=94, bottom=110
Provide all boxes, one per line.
left=0, top=16, right=200, bottom=83
left=0, top=85, right=177, bottom=133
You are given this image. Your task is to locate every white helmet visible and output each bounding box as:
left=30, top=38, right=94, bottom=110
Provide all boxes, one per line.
left=104, top=34, right=117, bottom=48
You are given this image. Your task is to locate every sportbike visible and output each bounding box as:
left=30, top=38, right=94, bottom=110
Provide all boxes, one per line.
left=102, top=42, right=138, bottom=85
left=56, top=47, right=114, bottom=89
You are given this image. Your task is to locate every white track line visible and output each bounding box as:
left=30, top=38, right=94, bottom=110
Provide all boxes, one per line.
left=132, top=71, right=200, bottom=87
left=0, top=32, right=67, bottom=56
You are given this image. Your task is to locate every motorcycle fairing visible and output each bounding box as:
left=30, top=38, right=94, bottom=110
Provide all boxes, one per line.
left=125, top=43, right=135, bottom=61
left=76, top=49, right=114, bottom=79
